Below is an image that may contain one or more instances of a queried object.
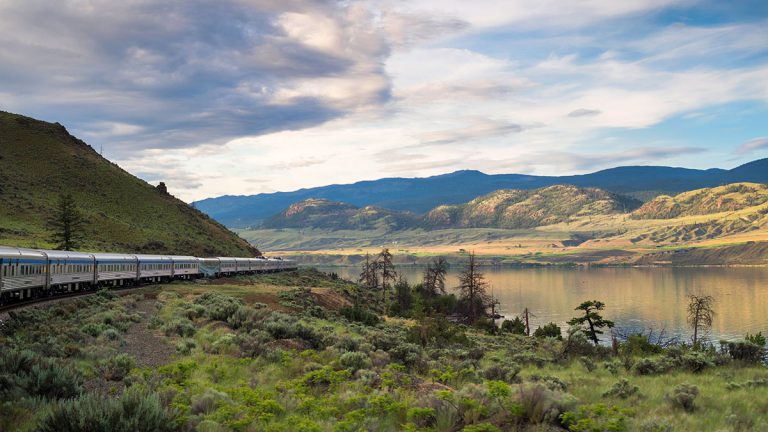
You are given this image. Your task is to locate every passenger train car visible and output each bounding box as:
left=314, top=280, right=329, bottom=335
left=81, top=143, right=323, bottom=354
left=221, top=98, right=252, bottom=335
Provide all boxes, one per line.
left=0, top=245, right=297, bottom=305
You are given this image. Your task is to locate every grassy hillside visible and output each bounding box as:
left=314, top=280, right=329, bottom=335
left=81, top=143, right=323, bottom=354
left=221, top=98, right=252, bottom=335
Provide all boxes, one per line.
left=0, top=111, right=258, bottom=256
left=262, top=198, right=419, bottom=231
left=426, top=185, right=640, bottom=229
left=632, top=183, right=768, bottom=219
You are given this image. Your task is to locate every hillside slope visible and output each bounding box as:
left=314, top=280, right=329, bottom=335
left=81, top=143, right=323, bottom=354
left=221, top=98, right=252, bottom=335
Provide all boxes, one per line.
left=262, top=198, right=420, bottom=231
left=425, top=185, right=640, bottom=229
left=631, top=183, right=768, bottom=219
left=0, top=111, right=259, bottom=256
left=194, top=160, right=768, bottom=228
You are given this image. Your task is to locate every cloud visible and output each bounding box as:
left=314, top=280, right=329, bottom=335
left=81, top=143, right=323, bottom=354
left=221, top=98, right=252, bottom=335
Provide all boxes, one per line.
left=416, top=118, right=526, bottom=146
left=568, top=109, right=602, bottom=118
left=736, top=137, right=768, bottom=155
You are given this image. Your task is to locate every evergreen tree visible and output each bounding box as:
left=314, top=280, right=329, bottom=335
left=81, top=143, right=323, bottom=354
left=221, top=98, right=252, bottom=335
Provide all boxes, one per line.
left=49, top=193, right=86, bottom=250
left=377, top=248, right=397, bottom=304
left=568, top=300, right=614, bottom=345
left=457, top=252, right=490, bottom=323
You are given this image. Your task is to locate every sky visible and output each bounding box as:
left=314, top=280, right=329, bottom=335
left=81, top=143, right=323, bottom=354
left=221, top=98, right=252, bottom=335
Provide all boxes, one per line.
left=1, top=0, right=767, bottom=202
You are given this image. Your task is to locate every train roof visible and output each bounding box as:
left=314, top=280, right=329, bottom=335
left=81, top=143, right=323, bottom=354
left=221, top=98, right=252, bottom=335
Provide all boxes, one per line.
left=0, top=246, right=47, bottom=259
left=92, top=252, right=138, bottom=261
left=168, top=255, right=197, bottom=259
left=39, top=249, right=95, bottom=260
left=134, top=254, right=173, bottom=261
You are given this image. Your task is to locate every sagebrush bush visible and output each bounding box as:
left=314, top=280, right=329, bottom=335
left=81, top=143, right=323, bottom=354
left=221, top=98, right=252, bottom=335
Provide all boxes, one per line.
left=0, top=349, right=81, bottom=400
left=194, top=292, right=244, bottom=322
left=339, top=351, right=371, bottom=371
left=340, top=306, right=380, bottom=326
left=176, top=338, right=197, bottom=355
left=163, top=318, right=196, bottom=337
left=99, top=353, right=134, bottom=381
left=667, top=383, right=698, bottom=412
left=602, top=379, right=639, bottom=399
left=191, top=388, right=229, bottom=415
left=720, top=340, right=765, bottom=363
left=482, top=363, right=521, bottom=383
left=37, top=387, right=175, bottom=432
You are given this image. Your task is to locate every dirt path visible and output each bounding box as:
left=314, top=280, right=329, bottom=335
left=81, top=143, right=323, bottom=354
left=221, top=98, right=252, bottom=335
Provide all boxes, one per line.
left=122, top=299, right=175, bottom=368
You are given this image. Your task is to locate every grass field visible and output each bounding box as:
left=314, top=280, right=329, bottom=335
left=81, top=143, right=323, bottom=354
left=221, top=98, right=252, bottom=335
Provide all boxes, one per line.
left=2, top=270, right=766, bottom=431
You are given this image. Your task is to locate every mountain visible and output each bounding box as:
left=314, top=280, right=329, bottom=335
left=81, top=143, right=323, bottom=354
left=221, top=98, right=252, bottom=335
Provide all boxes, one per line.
left=262, top=198, right=420, bottom=231
left=631, top=183, right=768, bottom=220
left=426, top=185, right=641, bottom=229
left=194, top=160, right=768, bottom=228
left=0, top=111, right=259, bottom=256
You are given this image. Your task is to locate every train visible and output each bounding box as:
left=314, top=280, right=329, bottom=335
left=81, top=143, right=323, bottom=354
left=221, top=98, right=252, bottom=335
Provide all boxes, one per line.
left=0, top=245, right=297, bottom=305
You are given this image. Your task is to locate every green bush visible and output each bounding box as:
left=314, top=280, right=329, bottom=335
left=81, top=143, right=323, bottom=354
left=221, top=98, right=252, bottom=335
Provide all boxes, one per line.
left=745, top=332, right=766, bottom=347
left=340, top=306, right=380, bottom=326
left=37, top=387, right=175, bottom=432
left=340, top=351, right=372, bottom=372
left=533, top=323, right=562, bottom=339
left=620, top=334, right=662, bottom=356
left=175, top=338, right=197, bottom=355
left=501, top=317, right=526, bottom=335
left=462, top=423, right=501, bottom=432
left=0, top=349, right=81, bottom=400
left=679, top=352, right=714, bottom=373
left=667, top=383, right=698, bottom=412
left=602, top=379, right=639, bottom=399
left=560, top=403, right=630, bottom=432
left=194, top=292, right=244, bottom=322
left=162, top=318, right=196, bottom=337
left=482, top=363, right=521, bottom=383
left=99, top=354, right=134, bottom=381
left=633, top=358, right=671, bottom=376
left=721, top=340, right=765, bottom=363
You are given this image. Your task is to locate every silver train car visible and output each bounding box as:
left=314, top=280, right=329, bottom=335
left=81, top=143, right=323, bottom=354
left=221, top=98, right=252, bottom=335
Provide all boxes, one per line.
left=0, top=245, right=297, bottom=304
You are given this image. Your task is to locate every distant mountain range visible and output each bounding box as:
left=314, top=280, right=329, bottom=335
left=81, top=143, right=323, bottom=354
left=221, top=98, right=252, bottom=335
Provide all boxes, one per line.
left=195, top=159, right=768, bottom=228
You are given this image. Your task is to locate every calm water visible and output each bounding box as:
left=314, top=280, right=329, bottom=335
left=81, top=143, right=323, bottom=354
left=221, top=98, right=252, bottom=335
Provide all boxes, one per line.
left=318, top=266, right=768, bottom=342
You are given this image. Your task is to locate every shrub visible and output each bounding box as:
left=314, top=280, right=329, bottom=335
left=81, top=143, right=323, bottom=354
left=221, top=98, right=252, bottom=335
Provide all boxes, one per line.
left=389, top=342, right=423, bottom=369
left=620, top=334, right=662, bottom=356
left=533, top=322, right=562, bottom=339
left=667, top=384, right=698, bottom=412
left=515, top=384, right=572, bottom=425
left=579, top=356, right=596, bottom=372
left=0, top=349, right=81, bottom=400
left=191, top=388, right=229, bottom=415
left=721, top=340, right=765, bottom=363
left=482, top=363, right=521, bottom=383
left=638, top=419, right=673, bottom=432
left=603, top=361, right=621, bottom=376
left=560, top=404, right=630, bottom=432
left=227, top=305, right=267, bottom=330
left=501, top=317, right=526, bottom=335
left=99, top=354, right=134, bottom=381
left=339, top=351, right=371, bottom=372
left=175, top=338, right=197, bottom=355
left=679, top=352, right=713, bottom=373
left=340, top=306, right=380, bottom=326
left=634, top=358, right=671, bottom=376
left=163, top=318, right=196, bottom=337
left=37, top=387, right=175, bottom=432
left=407, top=407, right=436, bottom=428
left=745, top=332, right=766, bottom=347
left=194, top=292, right=244, bottom=322
left=602, top=379, right=639, bottom=399
left=102, top=328, right=121, bottom=341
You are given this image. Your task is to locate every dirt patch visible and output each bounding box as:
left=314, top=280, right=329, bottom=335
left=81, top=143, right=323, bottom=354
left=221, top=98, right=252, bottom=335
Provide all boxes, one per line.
left=122, top=299, right=176, bottom=368
left=634, top=241, right=768, bottom=266
left=243, top=292, right=295, bottom=312
left=311, top=288, right=352, bottom=310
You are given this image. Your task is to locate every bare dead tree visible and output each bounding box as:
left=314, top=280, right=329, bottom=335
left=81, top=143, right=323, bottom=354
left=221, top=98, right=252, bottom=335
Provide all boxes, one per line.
left=458, top=252, right=491, bottom=324
left=687, top=294, right=715, bottom=348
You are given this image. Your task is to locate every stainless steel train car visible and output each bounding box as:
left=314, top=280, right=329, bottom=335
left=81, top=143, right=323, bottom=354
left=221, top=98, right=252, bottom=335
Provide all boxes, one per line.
left=0, top=245, right=297, bottom=305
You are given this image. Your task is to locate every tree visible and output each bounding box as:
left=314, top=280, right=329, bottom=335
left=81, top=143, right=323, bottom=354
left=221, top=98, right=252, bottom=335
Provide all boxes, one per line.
left=422, top=257, right=448, bottom=297
left=501, top=317, right=526, bottom=335
left=394, top=276, right=412, bottom=313
left=49, top=193, right=86, bottom=250
left=377, top=248, right=397, bottom=304
left=568, top=300, right=614, bottom=346
left=357, top=253, right=379, bottom=304
left=687, top=294, right=715, bottom=348
left=457, top=252, right=491, bottom=324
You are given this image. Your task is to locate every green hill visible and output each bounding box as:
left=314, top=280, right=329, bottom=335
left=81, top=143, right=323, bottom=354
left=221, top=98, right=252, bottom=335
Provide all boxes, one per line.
left=631, top=183, right=768, bottom=219
left=262, top=198, right=419, bottom=231
left=425, top=185, right=640, bottom=229
left=0, top=111, right=259, bottom=256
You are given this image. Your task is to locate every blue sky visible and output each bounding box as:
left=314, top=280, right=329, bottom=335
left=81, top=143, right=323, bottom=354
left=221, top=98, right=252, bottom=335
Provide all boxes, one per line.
left=1, top=0, right=766, bottom=201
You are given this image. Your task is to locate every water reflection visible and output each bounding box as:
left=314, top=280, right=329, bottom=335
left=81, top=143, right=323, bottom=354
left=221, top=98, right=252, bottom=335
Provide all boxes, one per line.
left=318, top=266, right=768, bottom=342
